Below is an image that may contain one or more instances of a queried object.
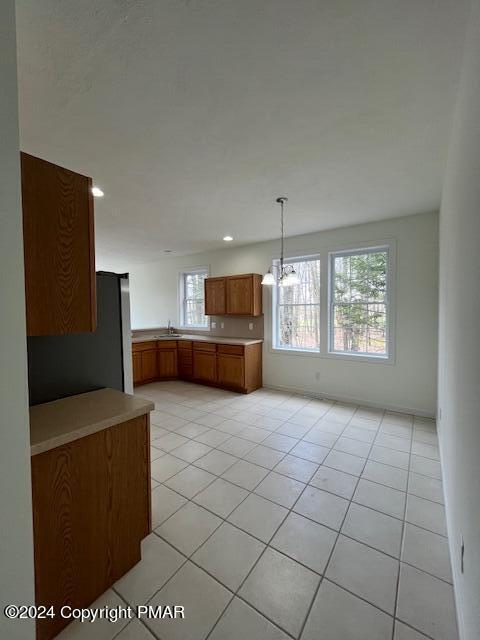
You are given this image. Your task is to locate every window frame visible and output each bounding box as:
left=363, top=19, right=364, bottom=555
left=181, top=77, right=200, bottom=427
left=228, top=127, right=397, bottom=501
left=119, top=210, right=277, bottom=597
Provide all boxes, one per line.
left=327, top=244, right=395, bottom=363
left=272, top=254, right=321, bottom=354
left=178, top=266, right=210, bottom=330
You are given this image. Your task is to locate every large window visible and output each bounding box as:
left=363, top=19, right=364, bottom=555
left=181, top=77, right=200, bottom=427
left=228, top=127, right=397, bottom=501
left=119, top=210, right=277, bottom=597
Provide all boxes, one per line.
left=179, top=267, right=209, bottom=329
left=329, top=247, right=389, bottom=357
left=274, top=256, right=320, bottom=351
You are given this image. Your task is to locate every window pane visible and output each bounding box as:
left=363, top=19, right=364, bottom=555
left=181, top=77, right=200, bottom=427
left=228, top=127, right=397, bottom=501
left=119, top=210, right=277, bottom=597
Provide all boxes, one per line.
left=181, top=269, right=208, bottom=327
left=278, top=259, right=320, bottom=305
left=331, top=249, right=388, bottom=356
left=185, top=300, right=206, bottom=327
left=278, top=304, right=320, bottom=350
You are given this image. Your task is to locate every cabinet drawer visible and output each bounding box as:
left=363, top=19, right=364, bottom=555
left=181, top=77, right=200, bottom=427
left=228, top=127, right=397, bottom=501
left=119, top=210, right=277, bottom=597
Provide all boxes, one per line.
left=178, top=341, right=193, bottom=350
left=193, top=342, right=217, bottom=352
left=132, top=341, right=156, bottom=352
left=217, top=344, right=245, bottom=356
left=157, top=340, right=177, bottom=349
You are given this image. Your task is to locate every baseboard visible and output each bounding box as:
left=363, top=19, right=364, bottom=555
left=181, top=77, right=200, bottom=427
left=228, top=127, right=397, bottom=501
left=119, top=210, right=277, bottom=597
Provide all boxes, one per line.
left=262, top=383, right=436, bottom=418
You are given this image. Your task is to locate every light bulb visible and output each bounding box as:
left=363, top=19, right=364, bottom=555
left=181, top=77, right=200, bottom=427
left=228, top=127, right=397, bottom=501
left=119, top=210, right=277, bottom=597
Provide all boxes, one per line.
left=261, top=271, right=275, bottom=286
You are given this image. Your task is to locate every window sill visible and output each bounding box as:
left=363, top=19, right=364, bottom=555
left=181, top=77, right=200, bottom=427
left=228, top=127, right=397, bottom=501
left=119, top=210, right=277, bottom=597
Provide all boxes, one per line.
left=269, top=346, right=394, bottom=364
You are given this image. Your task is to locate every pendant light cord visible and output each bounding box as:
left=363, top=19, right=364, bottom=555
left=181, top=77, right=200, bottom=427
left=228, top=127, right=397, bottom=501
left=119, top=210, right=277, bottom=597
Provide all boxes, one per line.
left=280, top=198, right=284, bottom=273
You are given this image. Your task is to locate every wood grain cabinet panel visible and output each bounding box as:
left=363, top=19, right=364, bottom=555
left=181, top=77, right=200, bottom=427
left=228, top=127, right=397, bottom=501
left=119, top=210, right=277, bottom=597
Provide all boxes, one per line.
left=226, top=274, right=262, bottom=316
left=205, top=277, right=226, bottom=315
left=157, top=349, right=178, bottom=378
left=193, top=350, right=217, bottom=382
left=21, top=152, right=96, bottom=336
left=141, top=349, right=158, bottom=382
left=31, top=416, right=151, bottom=640
left=132, top=351, right=142, bottom=385
left=217, top=354, right=245, bottom=389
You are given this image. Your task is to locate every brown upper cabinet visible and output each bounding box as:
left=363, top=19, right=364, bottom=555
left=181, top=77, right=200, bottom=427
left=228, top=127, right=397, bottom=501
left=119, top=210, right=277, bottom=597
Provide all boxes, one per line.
left=21, top=152, right=96, bottom=336
left=204, top=274, right=262, bottom=317
left=204, top=277, right=226, bottom=315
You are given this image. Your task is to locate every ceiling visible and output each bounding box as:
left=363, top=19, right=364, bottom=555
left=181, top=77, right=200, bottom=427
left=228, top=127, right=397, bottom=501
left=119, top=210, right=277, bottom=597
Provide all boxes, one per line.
left=16, top=0, right=469, bottom=270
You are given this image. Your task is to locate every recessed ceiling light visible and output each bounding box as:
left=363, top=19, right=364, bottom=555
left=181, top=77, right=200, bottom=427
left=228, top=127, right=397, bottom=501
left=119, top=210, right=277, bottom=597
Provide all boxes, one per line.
left=92, top=186, right=104, bottom=197
left=223, top=236, right=233, bottom=242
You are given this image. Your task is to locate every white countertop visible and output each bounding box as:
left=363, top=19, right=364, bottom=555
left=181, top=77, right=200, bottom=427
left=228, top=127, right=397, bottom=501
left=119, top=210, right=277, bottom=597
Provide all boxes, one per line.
left=132, top=333, right=263, bottom=346
left=30, top=388, right=154, bottom=456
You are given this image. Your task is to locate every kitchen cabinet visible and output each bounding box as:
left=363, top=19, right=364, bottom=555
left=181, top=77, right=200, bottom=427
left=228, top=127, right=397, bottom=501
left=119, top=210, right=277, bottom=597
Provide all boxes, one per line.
left=204, top=273, right=262, bottom=317
left=141, top=349, right=158, bottom=382
left=226, top=274, right=262, bottom=316
left=31, top=398, right=152, bottom=640
left=205, top=277, right=226, bottom=315
left=157, top=341, right=178, bottom=378
left=193, top=343, right=217, bottom=383
left=21, top=152, right=96, bottom=336
left=133, top=339, right=262, bottom=393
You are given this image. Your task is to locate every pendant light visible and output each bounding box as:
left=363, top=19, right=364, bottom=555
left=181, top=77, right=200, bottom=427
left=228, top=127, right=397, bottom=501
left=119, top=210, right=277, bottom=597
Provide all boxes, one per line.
left=261, top=197, right=300, bottom=286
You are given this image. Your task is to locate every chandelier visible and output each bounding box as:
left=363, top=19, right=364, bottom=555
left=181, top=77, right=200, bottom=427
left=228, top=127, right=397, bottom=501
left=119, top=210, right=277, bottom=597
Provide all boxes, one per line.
left=261, top=197, right=300, bottom=287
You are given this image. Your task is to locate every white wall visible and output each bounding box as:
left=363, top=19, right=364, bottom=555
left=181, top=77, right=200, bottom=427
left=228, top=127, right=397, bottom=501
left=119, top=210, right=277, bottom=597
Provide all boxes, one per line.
left=438, top=1, right=480, bottom=638
left=129, top=211, right=438, bottom=415
left=0, top=2, right=36, bottom=638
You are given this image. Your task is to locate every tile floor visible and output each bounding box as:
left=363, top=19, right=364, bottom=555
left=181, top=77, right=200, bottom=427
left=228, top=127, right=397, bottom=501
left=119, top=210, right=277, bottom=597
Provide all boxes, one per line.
left=58, top=381, right=457, bottom=640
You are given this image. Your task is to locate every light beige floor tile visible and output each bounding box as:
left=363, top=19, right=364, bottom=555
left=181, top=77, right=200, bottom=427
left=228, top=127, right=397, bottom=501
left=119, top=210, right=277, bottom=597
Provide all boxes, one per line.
left=254, top=471, right=306, bottom=508
left=374, top=433, right=411, bottom=452
left=115, top=534, right=184, bottom=605
left=216, top=436, right=256, bottom=457
left=156, top=502, right=222, bottom=556
left=409, top=455, right=442, bottom=480
left=271, top=512, right=336, bottom=573
left=394, top=620, right=431, bottom=640
left=237, top=425, right=271, bottom=443
left=151, top=484, right=187, bottom=527
left=221, top=459, right=269, bottom=490
left=334, top=436, right=371, bottom=458
left=294, top=486, right=349, bottom=530
left=194, top=449, right=238, bottom=475
left=324, top=449, right=366, bottom=476
left=244, top=444, right=285, bottom=469
left=276, top=421, right=311, bottom=438
left=274, top=454, right=319, bottom=482
left=406, top=495, right=447, bottom=536
left=309, top=465, right=357, bottom=499
left=194, top=428, right=231, bottom=447
left=397, top=564, right=458, bottom=640
left=303, top=427, right=338, bottom=447
left=342, top=503, right=403, bottom=557
left=164, top=465, right=216, bottom=499
left=145, top=562, right=230, bottom=640
left=261, top=432, right=299, bottom=452
left=192, top=522, right=265, bottom=590
left=170, top=440, right=212, bottom=463
left=193, top=478, right=248, bottom=518
left=209, top=597, right=289, bottom=640
left=342, top=425, right=377, bottom=443
left=239, top=548, right=319, bottom=637
left=402, top=523, right=452, bottom=581
left=362, top=460, right=408, bottom=491
left=411, top=441, right=440, bottom=461
left=369, top=445, right=410, bottom=470
left=290, top=441, right=330, bottom=464
left=115, top=619, right=157, bottom=640
left=151, top=454, right=188, bottom=483
left=408, top=472, right=444, bottom=504
left=153, top=432, right=190, bottom=452
left=228, top=494, right=288, bottom=542
left=56, top=590, right=130, bottom=640
left=353, top=478, right=406, bottom=519
left=326, top=535, right=399, bottom=613
left=175, top=422, right=210, bottom=438
left=301, top=580, right=393, bottom=640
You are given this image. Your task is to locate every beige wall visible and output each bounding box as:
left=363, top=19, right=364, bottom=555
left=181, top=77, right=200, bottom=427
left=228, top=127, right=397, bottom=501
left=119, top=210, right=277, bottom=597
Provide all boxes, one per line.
left=127, top=211, right=438, bottom=415
left=0, top=1, right=35, bottom=638
left=438, top=1, right=480, bottom=637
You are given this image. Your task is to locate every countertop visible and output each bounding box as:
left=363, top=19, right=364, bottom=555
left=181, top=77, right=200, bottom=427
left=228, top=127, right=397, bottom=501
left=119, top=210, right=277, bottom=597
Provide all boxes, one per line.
left=131, top=333, right=263, bottom=346
left=30, top=388, right=154, bottom=456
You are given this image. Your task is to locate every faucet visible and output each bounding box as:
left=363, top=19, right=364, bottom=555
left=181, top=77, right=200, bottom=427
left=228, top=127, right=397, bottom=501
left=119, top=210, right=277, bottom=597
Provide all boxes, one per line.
left=167, top=319, right=173, bottom=335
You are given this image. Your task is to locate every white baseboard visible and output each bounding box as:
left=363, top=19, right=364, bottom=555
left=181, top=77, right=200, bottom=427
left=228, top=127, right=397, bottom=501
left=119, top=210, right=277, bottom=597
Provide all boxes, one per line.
left=262, top=383, right=436, bottom=418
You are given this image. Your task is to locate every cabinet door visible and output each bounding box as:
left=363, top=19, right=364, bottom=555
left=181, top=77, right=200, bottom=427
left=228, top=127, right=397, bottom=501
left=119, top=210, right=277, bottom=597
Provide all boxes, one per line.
left=178, top=350, right=193, bottom=379
left=193, top=351, right=217, bottom=382
left=141, top=350, right=158, bottom=381
left=132, top=352, right=142, bottom=385
left=157, top=349, right=178, bottom=378
left=226, top=274, right=262, bottom=316
left=217, top=354, right=245, bottom=390
left=21, top=152, right=96, bottom=336
left=205, top=277, right=226, bottom=315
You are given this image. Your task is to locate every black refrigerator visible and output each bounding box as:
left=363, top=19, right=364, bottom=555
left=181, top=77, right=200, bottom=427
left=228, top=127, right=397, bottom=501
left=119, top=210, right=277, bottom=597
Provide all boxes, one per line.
left=27, top=271, right=133, bottom=406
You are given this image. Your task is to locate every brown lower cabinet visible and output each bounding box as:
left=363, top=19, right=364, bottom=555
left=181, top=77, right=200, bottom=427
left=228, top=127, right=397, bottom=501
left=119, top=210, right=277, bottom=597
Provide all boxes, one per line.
left=133, top=339, right=262, bottom=393
left=31, top=415, right=151, bottom=640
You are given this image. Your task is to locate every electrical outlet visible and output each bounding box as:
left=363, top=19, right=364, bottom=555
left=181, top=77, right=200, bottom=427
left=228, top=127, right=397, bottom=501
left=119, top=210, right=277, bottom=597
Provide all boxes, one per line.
left=211, top=321, right=216, bottom=329
left=220, top=322, right=224, bottom=329
left=248, top=322, right=254, bottom=330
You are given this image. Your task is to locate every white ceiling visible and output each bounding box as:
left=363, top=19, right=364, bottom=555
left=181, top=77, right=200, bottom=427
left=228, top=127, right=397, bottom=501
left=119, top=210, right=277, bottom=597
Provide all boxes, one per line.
left=16, top=0, right=469, bottom=270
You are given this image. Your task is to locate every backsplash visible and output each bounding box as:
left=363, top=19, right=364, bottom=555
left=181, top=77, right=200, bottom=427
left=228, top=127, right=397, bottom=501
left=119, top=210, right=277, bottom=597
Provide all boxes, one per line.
left=132, top=315, right=264, bottom=341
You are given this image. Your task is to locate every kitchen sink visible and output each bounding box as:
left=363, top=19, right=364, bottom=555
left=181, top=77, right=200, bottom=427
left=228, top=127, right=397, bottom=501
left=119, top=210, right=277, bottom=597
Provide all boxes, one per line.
left=154, top=334, right=182, bottom=338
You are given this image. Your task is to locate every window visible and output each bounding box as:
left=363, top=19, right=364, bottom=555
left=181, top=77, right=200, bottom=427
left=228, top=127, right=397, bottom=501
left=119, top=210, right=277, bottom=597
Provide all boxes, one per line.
left=179, top=267, right=209, bottom=328
left=274, top=256, right=320, bottom=351
left=329, top=247, right=389, bottom=358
